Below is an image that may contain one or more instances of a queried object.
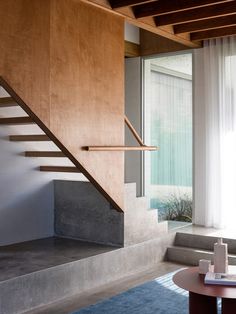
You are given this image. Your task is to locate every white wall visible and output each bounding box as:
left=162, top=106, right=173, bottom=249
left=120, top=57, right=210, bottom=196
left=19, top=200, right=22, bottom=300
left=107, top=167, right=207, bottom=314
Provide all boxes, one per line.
left=125, top=57, right=142, bottom=196
left=124, top=22, right=140, bottom=44
left=0, top=87, right=87, bottom=245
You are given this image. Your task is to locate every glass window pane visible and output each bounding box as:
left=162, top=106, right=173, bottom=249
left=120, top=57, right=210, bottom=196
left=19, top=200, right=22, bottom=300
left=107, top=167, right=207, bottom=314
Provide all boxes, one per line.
left=144, top=53, right=193, bottom=223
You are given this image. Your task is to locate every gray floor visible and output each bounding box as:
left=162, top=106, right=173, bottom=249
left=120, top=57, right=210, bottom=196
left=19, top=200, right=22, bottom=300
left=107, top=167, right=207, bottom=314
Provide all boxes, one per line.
left=0, top=237, right=117, bottom=282
left=24, top=261, right=185, bottom=314
left=3, top=224, right=231, bottom=314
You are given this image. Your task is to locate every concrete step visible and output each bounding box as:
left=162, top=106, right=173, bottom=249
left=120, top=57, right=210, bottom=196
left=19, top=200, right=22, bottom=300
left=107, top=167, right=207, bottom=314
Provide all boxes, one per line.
left=125, top=207, right=158, bottom=226
left=55, top=181, right=167, bottom=247
left=123, top=187, right=167, bottom=246
left=124, top=182, right=137, bottom=201
left=124, top=220, right=168, bottom=246
left=174, top=232, right=236, bottom=254
left=124, top=195, right=149, bottom=212
left=167, top=245, right=236, bottom=266
left=124, top=187, right=160, bottom=227
left=0, top=235, right=175, bottom=314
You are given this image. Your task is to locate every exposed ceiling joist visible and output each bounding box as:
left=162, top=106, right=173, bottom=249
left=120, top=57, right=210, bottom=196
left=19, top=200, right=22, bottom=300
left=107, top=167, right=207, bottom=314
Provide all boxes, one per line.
left=110, top=0, right=151, bottom=9
left=86, top=0, right=236, bottom=48
left=174, top=15, right=236, bottom=34
left=155, top=1, right=236, bottom=26
left=191, top=24, right=236, bottom=40
left=85, top=0, right=201, bottom=48
left=125, top=40, right=140, bottom=56
left=133, top=0, right=231, bottom=19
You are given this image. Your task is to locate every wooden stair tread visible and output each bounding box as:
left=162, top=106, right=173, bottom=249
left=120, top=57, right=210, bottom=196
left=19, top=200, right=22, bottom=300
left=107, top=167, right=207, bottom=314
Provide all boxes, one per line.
left=9, top=135, right=50, bottom=141
left=25, top=151, right=65, bottom=157
left=0, top=97, right=18, bottom=107
left=0, top=117, right=33, bottom=124
left=40, top=166, right=80, bottom=173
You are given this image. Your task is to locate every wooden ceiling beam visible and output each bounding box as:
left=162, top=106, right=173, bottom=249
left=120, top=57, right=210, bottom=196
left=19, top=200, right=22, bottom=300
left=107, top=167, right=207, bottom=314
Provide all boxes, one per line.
left=134, top=0, right=231, bottom=19
left=155, top=1, right=236, bottom=26
left=82, top=0, right=201, bottom=48
left=110, top=0, right=151, bottom=9
left=174, top=15, right=236, bottom=34
left=191, top=25, right=236, bottom=40
left=125, top=40, right=140, bottom=57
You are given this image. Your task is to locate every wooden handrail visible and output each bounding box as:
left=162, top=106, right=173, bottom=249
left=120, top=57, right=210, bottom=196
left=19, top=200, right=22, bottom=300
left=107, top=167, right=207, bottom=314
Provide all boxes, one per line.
left=85, top=115, right=159, bottom=151
left=86, top=146, right=158, bottom=151
left=124, top=115, right=144, bottom=146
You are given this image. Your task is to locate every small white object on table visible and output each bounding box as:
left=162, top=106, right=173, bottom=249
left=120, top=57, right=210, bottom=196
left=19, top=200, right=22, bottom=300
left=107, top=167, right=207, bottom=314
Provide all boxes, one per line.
left=199, top=259, right=211, bottom=274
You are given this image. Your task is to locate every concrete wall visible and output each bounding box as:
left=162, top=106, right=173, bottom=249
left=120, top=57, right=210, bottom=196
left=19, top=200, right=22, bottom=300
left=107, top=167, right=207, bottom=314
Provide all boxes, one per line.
left=125, top=57, right=142, bottom=196
left=0, top=87, right=87, bottom=246
left=54, top=180, right=124, bottom=246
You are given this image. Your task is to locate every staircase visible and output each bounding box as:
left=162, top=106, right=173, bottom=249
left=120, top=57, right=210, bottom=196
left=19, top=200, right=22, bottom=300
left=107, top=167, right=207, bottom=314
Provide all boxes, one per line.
left=54, top=180, right=167, bottom=246
left=0, top=79, right=167, bottom=245
left=0, top=81, right=169, bottom=314
left=0, top=95, right=82, bottom=174
left=167, top=232, right=236, bottom=265
left=0, top=76, right=123, bottom=212
left=124, top=182, right=167, bottom=246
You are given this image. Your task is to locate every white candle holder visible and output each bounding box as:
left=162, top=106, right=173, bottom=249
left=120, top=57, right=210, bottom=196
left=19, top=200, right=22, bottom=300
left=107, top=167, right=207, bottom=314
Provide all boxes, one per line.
left=199, top=259, right=211, bottom=274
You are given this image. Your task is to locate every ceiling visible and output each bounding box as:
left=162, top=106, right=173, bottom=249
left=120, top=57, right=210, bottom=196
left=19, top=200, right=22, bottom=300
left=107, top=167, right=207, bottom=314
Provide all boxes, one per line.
left=88, top=0, right=236, bottom=48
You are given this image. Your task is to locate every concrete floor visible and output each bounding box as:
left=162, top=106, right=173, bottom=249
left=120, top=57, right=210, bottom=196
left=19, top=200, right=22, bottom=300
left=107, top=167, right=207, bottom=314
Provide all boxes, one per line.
left=0, top=237, right=116, bottom=282
left=24, top=261, right=185, bottom=314
left=3, top=224, right=234, bottom=314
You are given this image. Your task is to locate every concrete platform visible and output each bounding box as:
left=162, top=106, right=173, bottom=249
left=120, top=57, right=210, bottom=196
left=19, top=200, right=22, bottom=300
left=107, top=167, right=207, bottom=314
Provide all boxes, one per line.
left=0, top=234, right=175, bottom=314
left=25, top=262, right=184, bottom=314
left=0, top=237, right=116, bottom=283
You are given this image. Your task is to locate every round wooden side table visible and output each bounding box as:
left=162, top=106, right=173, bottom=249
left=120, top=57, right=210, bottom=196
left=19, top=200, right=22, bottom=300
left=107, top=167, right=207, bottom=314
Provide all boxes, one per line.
left=173, top=267, right=236, bottom=314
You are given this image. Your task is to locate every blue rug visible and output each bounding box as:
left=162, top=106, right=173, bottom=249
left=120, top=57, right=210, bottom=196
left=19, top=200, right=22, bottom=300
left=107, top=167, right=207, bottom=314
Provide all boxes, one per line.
left=71, top=270, right=189, bottom=314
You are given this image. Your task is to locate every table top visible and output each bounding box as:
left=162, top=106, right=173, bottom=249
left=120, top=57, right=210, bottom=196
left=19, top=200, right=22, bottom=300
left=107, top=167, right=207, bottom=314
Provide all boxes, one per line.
left=173, top=267, right=236, bottom=299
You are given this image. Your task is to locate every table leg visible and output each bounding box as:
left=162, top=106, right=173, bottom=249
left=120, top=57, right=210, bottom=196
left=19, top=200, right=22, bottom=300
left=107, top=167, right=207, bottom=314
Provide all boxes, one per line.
left=222, top=298, right=236, bottom=314
left=189, top=292, right=217, bottom=314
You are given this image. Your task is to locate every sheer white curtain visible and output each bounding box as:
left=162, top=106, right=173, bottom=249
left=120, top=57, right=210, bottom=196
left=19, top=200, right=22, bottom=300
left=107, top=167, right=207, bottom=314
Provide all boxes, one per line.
left=194, top=36, right=236, bottom=228
left=144, top=58, right=192, bottom=212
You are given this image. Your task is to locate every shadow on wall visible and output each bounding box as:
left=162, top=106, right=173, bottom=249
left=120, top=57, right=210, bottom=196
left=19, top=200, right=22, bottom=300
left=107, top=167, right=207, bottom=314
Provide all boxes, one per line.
left=0, top=123, right=86, bottom=246
left=0, top=182, right=54, bottom=246
left=0, top=128, right=53, bottom=245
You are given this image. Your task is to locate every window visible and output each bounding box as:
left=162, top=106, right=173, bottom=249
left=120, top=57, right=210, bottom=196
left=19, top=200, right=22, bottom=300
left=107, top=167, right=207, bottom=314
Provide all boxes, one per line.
left=143, top=53, right=193, bottom=223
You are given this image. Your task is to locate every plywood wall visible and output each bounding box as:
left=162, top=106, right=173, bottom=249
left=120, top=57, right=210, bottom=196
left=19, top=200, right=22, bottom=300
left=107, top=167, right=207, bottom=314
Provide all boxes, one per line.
left=0, top=0, right=51, bottom=124
left=0, top=0, right=124, bottom=210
